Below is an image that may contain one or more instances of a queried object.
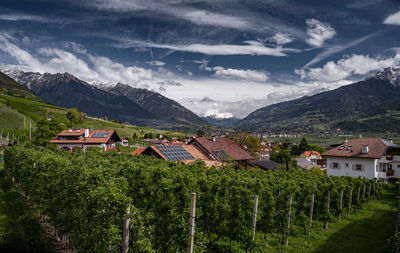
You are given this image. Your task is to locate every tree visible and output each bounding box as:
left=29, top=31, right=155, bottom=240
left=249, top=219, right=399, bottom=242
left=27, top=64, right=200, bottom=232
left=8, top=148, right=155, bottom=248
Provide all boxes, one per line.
left=298, top=137, right=308, bottom=153
left=270, top=150, right=294, bottom=170
left=132, top=132, right=138, bottom=139
left=196, top=129, right=205, bottom=137
left=66, top=108, right=83, bottom=125
left=33, top=118, right=63, bottom=147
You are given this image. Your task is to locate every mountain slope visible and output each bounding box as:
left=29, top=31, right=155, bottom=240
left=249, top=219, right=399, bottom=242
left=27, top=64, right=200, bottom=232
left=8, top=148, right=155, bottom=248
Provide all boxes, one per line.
left=0, top=71, right=40, bottom=100
left=236, top=67, right=400, bottom=133
left=202, top=115, right=240, bottom=128
left=101, top=83, right=207, bottom=125
left=3, top=70, right=162, bottom=125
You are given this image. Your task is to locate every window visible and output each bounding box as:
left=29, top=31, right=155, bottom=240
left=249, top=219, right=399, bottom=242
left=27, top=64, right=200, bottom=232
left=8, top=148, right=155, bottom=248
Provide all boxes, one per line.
left=338, top=146, right=345, bottom=150
left=331, top=162, right=340, bottom=169
left=352, top=164, right=364, bottom=171
left=346, top=146, right=352, bottom=151
left=344, top=163, right=349, bottom=168
left=397, top=165, right=400, bottom=168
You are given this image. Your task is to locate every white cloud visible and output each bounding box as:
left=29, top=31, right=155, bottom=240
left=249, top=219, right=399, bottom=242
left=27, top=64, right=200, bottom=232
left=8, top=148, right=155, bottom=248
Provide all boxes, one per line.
left=304, top=32, right=378, bottom=68
left=147, top=60, right=165, bottom=66
left=269, top=33, right=293, bottom=45
left=305, top=18, right=336, bottom=47
left=210, top=66, right=269, bottom=82
left=0, top=35, right=152, bottom=85
left=117, top=39, right=299, bottom=56
left=297, top=53, right=400, bottom=82
left=384, top=10, right=400, bottom=25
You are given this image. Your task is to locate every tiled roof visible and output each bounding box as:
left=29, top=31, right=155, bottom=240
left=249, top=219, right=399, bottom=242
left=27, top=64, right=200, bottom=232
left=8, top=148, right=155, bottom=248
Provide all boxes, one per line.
left=57, top=127, right=85, bottom=136
left=322, top=138, right=400, bottom=159
left=132, top=147, right=146, bottom=156
left=303, top=151, right=321, bottom=157
left=50, top=129, right=119, bottom=144
left=190, top=137, right=254, bottom=161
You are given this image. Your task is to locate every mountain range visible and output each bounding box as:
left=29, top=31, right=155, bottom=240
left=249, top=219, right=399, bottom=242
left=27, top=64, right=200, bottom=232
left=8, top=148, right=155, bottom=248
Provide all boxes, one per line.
left=2, top=69, right=207, bottom=128
left=236, top=67, right=400, bottom=134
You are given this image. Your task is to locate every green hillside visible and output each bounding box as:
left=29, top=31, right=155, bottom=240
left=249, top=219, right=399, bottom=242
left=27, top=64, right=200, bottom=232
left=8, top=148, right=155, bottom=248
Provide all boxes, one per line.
left=0, top=94, right=185, bottom=140
left=0, top=72, right=40, bottom=101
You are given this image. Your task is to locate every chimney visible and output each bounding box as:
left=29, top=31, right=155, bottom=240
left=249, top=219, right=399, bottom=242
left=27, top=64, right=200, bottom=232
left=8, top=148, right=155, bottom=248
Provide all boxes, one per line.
left=68, top=129, right=72, bottom=133
left=85, top=128, right=89, bottom=138
left=212, top=135, right=216, bottom=142
left=361, top=145, right=369, bottom=154
left=344, top=138, right=348, bottom=143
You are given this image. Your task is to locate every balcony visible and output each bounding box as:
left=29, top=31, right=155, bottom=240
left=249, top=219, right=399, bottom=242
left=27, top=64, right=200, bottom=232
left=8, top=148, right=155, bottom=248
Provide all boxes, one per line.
left=386, top=170, right=395, bottom=177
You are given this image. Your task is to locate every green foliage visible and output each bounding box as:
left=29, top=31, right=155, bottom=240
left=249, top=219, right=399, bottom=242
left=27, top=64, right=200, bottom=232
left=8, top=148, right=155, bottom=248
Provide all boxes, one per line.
left=66, top=108, right=83, bottom=125
left=33, top=118, right=63, bottom=147
left=4, top=146, right=381, bottom=252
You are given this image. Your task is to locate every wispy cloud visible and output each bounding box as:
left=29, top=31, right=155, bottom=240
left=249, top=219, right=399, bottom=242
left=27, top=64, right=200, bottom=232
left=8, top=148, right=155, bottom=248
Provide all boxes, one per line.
left=115, top=39, right=300, bottom=56
left=384, top=10, right=400, bottom=25
left=0, top=13, right=49, bottom=22
left=303, top=31, right=379, bottom=68
left=208, top=66, right=269, bottom=82
left=305, top=19, right=336, bottom=47
left=147, top=61, right=165, bottom=66
left=268, top=33, right=294, bottom=45
left=346, top=0, right=385, bottom=8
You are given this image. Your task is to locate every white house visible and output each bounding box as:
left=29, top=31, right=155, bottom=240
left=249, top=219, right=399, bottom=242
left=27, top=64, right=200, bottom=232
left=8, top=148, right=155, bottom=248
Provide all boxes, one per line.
left=50, top=127, right=121, bottom=151
left=323, top=138, right=400, bottom=181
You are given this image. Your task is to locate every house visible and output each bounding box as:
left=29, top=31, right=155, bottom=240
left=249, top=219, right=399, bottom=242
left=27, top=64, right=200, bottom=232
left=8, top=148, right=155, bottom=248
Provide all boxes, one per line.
left=120, top=137, right=129, bottom=147
left=322, top=138, right=400, bottom=180
left=140, top=144, right=220, bottom=167
left=137, top=137, right=254, bottom=167
left=188, top=137, right=254, bottom=166
left=301, top=151, right=321, bottom=162
left=50, top=127, right=121, bottom=151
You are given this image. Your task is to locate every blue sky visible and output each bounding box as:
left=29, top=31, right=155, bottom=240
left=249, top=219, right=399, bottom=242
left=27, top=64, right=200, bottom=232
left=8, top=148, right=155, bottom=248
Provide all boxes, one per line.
left=0, top=0, right=400, bottom=118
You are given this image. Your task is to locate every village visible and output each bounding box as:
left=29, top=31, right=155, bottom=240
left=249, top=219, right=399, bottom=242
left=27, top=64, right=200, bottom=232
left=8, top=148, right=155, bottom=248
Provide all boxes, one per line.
left=48, top=126, right=400, bottom=182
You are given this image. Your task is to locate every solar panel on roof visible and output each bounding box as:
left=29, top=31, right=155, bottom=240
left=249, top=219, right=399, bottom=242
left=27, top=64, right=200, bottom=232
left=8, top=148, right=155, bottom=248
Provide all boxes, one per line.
left=92, top=132, right=108, bottom=138
left=156, top=145, right=194, bottom=161
left=212, top=150, right=229, bottom=159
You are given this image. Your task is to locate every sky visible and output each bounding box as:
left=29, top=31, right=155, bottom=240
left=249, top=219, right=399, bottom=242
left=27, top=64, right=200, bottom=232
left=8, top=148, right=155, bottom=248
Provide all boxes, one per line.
left=0, top=0, right=400, bottom=119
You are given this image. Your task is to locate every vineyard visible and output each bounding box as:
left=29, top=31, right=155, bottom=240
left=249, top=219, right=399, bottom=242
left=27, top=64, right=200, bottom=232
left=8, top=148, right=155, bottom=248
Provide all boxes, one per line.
left=4, top=145, right=381, bottom=252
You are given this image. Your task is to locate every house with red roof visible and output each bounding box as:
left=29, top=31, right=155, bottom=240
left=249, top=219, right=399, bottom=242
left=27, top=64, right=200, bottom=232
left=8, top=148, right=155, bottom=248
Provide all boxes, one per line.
left=301, top=151, right=322, bottom=162
left=134, top=136, right=254, bottom=167
left=50, top=127, right=121, bottom=151
left=323, top=138, right=400, bottom=180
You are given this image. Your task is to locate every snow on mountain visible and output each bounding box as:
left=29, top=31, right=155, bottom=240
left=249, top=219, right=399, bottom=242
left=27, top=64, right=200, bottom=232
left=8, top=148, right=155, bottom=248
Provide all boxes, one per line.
left=369, top=67, right=400, bottom=86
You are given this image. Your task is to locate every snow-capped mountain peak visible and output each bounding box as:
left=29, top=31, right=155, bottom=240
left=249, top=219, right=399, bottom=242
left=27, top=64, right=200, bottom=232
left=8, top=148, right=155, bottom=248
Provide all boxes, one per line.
left=370, top=67, right=400, bottom=87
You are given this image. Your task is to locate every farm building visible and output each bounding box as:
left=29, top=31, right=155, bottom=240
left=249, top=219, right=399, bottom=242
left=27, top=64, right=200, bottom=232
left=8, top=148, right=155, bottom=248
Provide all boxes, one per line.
left=50, top=127, right=121, bottom=151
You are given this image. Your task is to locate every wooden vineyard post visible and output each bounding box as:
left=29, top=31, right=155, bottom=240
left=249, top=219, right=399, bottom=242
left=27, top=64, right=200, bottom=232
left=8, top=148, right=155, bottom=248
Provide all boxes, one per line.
left=122, top=205, right=131, bottom=253
left=250, top=195, right=259, bottom=253
left=363, top=184, right=366, bottom=199
left=308, top=194, right=315, bottom=236
left=188, top=193, right=196, bottom=253
left=368, top=184, right=371, bottom=198
left=355, top=186, right=361, bottom=213
left=338, top=190, right=343, bottom=222
left=29, top=118, right=31, bottom=141
left=347, top=189, right=353, bottom=216
left=285, top=195, right=293, bottom=247
left=324, top=191, right=330, bottom=230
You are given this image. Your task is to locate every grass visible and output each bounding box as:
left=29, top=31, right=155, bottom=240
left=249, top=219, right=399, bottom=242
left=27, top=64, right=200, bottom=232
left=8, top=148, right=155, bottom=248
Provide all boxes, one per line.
left=0, top=94, right=187, bottom=140
left=254, top=185, right=397, bottom=252
left=0, top=160, right=55, bottom=253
